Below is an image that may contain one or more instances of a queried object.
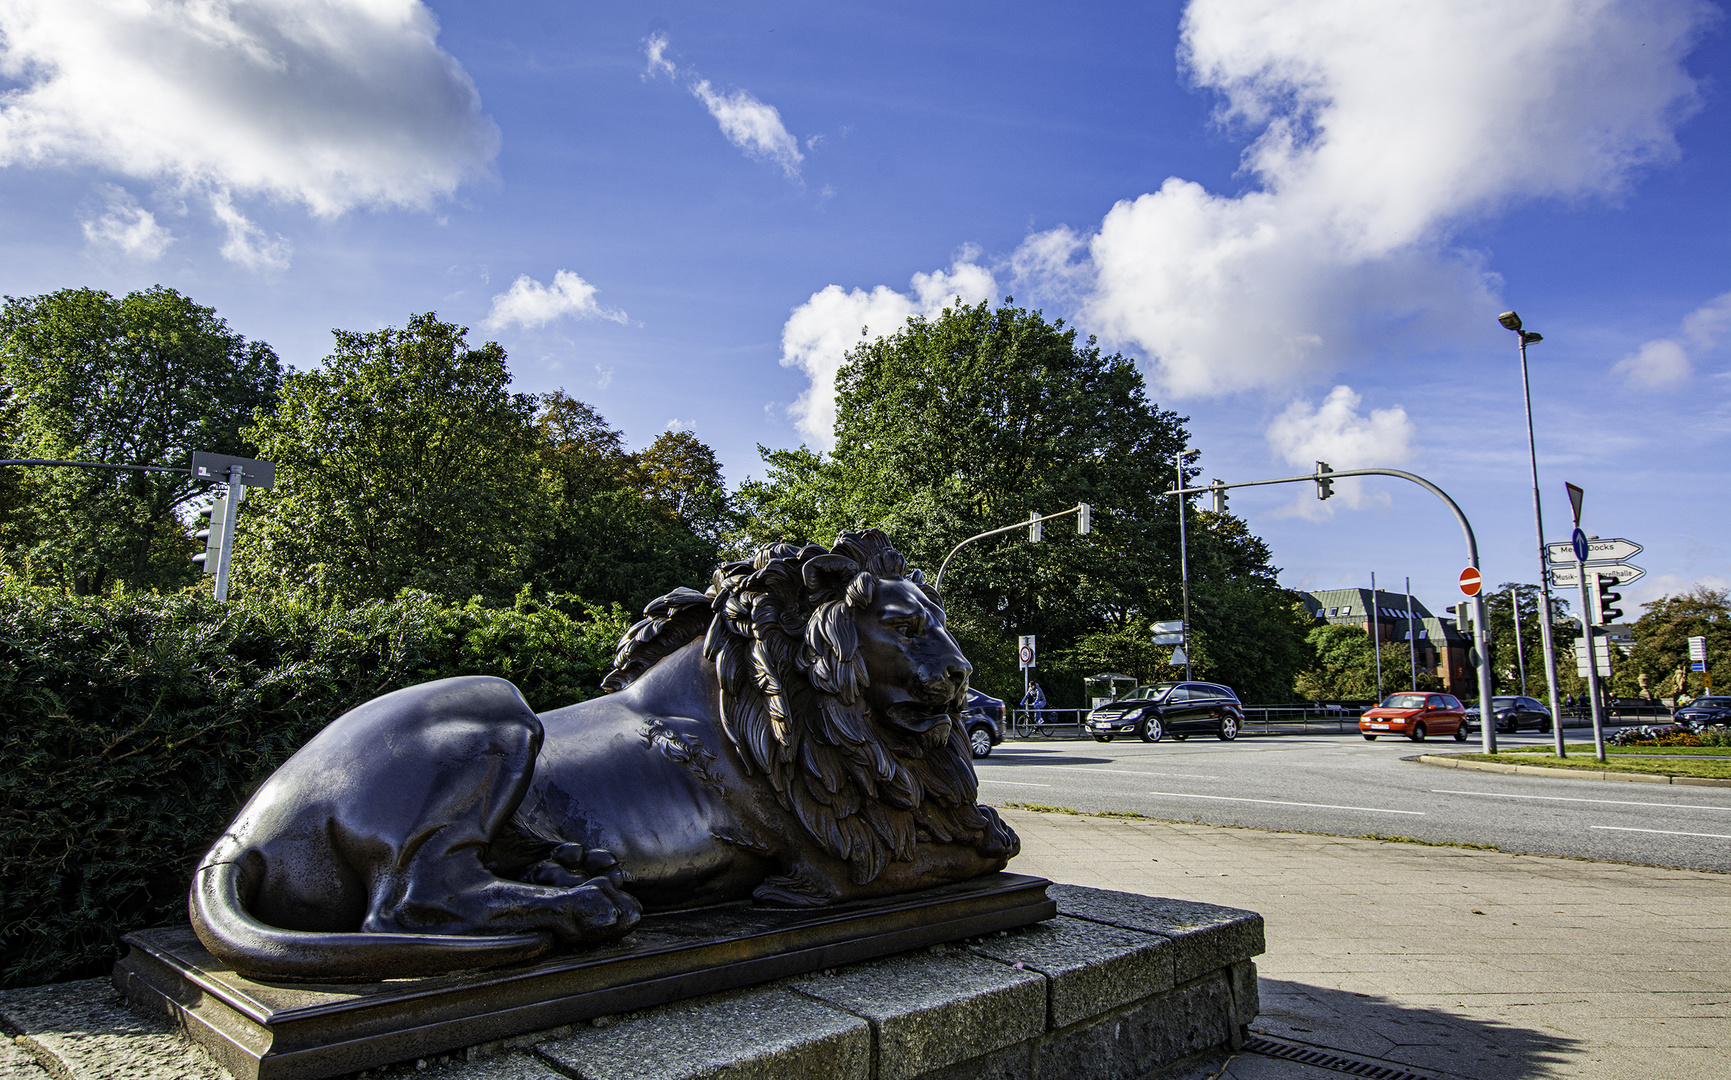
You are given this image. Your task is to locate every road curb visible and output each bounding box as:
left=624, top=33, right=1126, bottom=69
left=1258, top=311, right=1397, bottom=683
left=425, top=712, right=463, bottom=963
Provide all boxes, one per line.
left=1415, top=754, right=1731, bottom=787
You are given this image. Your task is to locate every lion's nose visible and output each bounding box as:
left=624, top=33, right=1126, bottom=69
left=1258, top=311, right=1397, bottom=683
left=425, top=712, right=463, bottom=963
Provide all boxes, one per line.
left=943, top=660, right=971, bottom=691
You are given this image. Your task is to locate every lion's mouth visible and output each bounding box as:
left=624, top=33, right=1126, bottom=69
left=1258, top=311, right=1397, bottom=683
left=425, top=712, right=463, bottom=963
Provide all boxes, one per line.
left=884, top=700, right=961, bottom=734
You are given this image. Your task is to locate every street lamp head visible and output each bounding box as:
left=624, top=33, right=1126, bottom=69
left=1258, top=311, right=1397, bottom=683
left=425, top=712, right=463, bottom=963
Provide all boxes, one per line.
left=1180, top=448, right=1201, bottom=461
left=1521, top=331, right=1543, bottom=345
left=1497, top=311, right=1523, bottom=333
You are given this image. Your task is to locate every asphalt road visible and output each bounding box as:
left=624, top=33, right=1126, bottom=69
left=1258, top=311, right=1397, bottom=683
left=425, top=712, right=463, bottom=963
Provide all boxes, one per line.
left=974, top=730, right=1731, bottom=872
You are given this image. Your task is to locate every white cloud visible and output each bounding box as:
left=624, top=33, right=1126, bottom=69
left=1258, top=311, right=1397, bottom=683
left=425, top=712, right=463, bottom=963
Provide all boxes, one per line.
left=1264, top=385, right=1415, bottom=516
left=643, top=32, right=677, bottom=80
left=1626, top=572, right=1731, bottom=613
left=80, top=184, right=171, bottom=259
left=1008, top=0, right=1710, bottom=398
left=0, top=0, right=499, bottom=217
left=691, top=80, right=803, bottom=180
left=643, top=33, right=803, bottom=181
left=484, top=270, right=627, bottom=331
left=210, top=189, right=289, bottom=271
left=780, top=258, right=997, bottom=448
left=1612, top=291, right=1731, bottom=389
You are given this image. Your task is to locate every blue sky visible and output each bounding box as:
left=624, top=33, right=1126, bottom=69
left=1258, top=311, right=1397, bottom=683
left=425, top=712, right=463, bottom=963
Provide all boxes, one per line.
left=1, top=0, right=1726, bottom=620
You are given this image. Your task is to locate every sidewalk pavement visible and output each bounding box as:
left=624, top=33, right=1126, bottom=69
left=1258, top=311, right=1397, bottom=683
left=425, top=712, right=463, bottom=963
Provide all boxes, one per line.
left=999, top=806, right=1731, bottom=1080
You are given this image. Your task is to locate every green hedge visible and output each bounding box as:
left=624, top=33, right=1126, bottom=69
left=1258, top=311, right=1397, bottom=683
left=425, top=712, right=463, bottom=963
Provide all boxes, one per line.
left=0, top=580, right=629, bottom=988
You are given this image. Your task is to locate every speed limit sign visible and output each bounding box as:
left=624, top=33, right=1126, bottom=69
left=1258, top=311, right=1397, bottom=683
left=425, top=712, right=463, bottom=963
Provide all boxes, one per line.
left=1018, top=635, right=1036, bottom=670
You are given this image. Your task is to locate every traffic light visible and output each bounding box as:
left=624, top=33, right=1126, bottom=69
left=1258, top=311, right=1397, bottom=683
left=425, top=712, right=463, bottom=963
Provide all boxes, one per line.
left=1315, top=461, right=1334, bottom=501
left=1595, top=575, right=1624, bottom=624
left=191, top=496, right=226, bottom=575
left=1447, top=604, right=1470, bottom=632
left=1210, top=480, right=1227, bottom=514
left=1076, top=502, right=1092, bottom=535
left=1028, top=510, right=1042, bottom=543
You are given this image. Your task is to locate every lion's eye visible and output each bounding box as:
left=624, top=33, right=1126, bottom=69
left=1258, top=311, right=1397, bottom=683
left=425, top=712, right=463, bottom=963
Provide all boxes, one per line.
left=896, top=623, right=917, bottom=638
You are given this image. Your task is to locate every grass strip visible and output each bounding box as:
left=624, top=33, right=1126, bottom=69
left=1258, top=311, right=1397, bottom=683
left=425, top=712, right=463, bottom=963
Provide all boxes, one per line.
left=1506, top=744, right=1731, bottom=758
left=1446, top=753, right=1731, bottom=779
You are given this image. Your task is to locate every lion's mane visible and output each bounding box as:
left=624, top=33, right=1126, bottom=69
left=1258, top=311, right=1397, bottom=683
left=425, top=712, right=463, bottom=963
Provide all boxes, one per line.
left=603, top=530, right=999, bottom=887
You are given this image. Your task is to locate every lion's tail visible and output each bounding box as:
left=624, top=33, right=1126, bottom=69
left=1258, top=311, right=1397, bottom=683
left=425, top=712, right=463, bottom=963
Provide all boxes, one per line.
left=189, top=862, right=552, bottom=982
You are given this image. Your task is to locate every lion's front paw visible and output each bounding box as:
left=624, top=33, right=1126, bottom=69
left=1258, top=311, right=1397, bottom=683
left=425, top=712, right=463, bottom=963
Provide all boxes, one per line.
left=525, top=843, right=631, bottom=889
left=974, top=806, right=1021, bottom=860
left=551, top=874, right=643, bottom=944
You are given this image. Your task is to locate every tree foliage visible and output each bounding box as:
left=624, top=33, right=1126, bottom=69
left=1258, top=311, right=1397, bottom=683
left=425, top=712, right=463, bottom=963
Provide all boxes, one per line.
left=1293, top=621, right=1438, bottom=701
left=233, top=314, right=540, bottom=603
left=1617, top=587, right=1731, bottom=700
left=0, top=287, right=280, bottom=593
left=733, top=300, right=1308, bottom=704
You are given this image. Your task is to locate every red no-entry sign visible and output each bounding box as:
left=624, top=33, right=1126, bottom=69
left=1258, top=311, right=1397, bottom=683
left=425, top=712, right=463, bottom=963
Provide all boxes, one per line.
left=1459, top=567, right=1482, bottom=596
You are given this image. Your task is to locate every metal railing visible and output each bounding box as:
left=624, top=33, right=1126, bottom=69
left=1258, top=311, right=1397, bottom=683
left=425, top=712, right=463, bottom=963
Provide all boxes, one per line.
left=1007, top=703, right=1378, bottom=739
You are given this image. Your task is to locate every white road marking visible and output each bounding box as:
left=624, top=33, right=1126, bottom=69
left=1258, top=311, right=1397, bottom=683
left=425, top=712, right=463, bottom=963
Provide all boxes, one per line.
left=979, top=764, right=1221, bottom=781
left=1144, top=791, right=1423, bottom=815
left=1433, top=789, right=1731, bottom=813
left=976, top=778, right=1051, bottom=788
left=1591, top=825, right=1731, bottom=840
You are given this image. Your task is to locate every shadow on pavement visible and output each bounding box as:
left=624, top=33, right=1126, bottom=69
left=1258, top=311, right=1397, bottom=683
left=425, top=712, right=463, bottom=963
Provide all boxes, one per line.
left=1233, top=977, right=1584, bottom=1080
left=981, top=750, right=1113, bottom=766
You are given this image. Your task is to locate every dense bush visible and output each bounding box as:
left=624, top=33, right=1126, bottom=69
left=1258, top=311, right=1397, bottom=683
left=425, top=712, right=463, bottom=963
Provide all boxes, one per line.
left=0, top=580, right=628, bottom=988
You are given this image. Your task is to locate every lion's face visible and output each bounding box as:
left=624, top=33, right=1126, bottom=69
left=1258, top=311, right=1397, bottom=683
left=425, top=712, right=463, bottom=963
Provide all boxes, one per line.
left=853, top=578, right=972, bottom=738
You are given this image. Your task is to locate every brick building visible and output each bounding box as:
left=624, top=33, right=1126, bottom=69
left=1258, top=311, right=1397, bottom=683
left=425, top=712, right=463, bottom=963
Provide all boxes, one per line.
left=1300, top=588, right=1476, bottom=697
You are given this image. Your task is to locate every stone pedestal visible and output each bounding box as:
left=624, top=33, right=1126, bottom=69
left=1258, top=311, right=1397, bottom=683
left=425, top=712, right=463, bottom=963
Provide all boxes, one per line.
left=113, top=873, right=1056, bottom=1080
left=0, top=883, right=1264, bottom=1080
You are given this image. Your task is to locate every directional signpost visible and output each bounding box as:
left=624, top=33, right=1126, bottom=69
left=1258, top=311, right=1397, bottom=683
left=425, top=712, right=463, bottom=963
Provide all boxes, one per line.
left=1560, top=483, right=1609, bottom=762
left=1151, top=619, right=1185, bottom=646
left=1691, top=635, right=1710, bottom=692
left=1547, top=563, right=1644, bottom=589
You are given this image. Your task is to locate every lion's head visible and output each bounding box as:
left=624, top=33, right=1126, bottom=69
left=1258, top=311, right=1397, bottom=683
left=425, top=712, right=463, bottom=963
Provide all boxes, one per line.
left=603, top=529, right=1013, bottom=886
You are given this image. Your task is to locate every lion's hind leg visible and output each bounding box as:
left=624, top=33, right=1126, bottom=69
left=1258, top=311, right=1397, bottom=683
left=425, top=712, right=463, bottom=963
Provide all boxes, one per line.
left=348, top=680, right=643, bottom=946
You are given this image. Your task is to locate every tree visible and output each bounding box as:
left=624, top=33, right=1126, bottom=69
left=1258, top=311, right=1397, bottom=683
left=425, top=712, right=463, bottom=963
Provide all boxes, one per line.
left=1293, top=621, right=1436, bottom=701
left=0, top=287, right=280, bottom=593
left=734, top=299, right=1308, bottom=704
left=1485, top=584, right=1551, bottom=697
left=1620, top=587, right=1731, bottom=701
left=531, top=393, right=722, bottom=613
left=631, top=429, right=735, bottom=545
left=232, top=314, right=540, bottom=603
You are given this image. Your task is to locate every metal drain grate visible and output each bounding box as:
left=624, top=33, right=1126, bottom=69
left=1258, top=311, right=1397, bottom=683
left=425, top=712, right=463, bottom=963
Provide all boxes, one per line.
left=1241, top=1035, right=1442, bottom=1080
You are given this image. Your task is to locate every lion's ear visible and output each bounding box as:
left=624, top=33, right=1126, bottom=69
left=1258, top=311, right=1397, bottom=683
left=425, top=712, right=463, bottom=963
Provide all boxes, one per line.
left=802, top=554, right=859, bottom=600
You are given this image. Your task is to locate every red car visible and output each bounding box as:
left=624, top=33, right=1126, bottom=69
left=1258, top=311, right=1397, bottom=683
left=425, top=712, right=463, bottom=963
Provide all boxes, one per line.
left=1359, top=692, right=1467, bottom=742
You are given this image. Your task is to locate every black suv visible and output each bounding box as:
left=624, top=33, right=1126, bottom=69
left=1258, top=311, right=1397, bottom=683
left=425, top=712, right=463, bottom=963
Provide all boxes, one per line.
left=1086, top=682, right=1244, bottom=743
left=964, top=688, right=1006, bottom=758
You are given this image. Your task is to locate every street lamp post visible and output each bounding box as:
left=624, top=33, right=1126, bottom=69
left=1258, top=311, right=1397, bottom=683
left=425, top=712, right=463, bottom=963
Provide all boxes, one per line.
left=1498, top=311, right=1567, bottom=759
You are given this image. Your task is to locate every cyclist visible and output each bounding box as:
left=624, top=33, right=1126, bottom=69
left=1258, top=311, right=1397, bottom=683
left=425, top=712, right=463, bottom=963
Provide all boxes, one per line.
left=1022, top=682, right=1048, bottom=731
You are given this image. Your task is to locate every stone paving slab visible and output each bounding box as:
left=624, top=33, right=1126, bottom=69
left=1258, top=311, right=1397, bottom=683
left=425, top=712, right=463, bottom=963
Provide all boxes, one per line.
left=788, top=949, right=1046, bottom=1080
left=966, top=915, right=1173, bottom=1028
left=0, top=1039, right=48, bottom=1080
left=997, top=807, right=1731, bottom=1080
left=0, top=979, right=225, bottom=1080
left=536, top=984, right=871, bottom=1080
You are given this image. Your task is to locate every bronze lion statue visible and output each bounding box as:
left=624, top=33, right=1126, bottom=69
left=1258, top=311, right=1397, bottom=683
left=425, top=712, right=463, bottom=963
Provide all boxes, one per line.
left=191, top=530, right=1019, bottom=981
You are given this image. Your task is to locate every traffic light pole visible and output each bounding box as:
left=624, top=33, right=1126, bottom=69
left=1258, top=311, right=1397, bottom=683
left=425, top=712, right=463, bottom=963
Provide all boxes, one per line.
left=212, top=464, right=244, bottom=603
left=1169, top=465, right=1498, bottom=753
left=933, top=503, right=1092, bottom=591
left=1574, top=557, right=1608, bottom=763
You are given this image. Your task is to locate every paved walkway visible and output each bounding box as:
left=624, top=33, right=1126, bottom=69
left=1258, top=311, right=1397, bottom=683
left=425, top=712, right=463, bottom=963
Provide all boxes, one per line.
left=1001, top=807, right=1731, bottom=1080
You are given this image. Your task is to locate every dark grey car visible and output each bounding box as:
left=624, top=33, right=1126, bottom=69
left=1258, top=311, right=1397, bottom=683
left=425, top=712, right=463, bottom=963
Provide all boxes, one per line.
left=964, top=688, right=1006, bottom=758
left=1464, top=695, right=1553, bottom=734
left=1085, top=682, right=1244, bottom=743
